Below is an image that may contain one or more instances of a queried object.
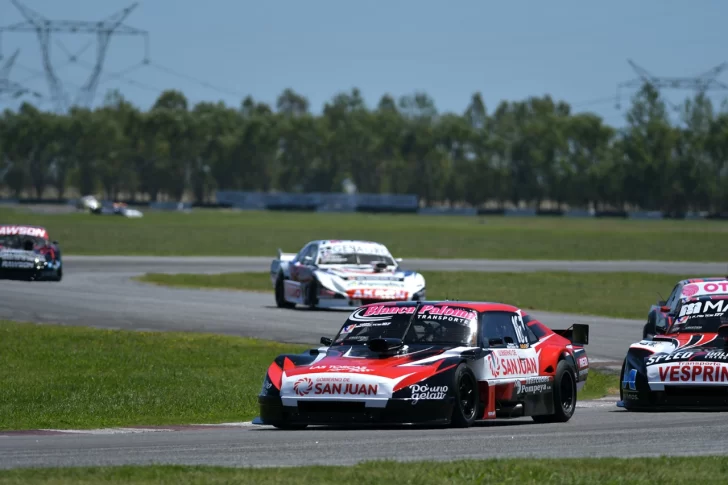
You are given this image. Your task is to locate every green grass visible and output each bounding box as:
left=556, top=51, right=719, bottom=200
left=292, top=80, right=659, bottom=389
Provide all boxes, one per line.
left=0, top=320, right=308, bottom=431
left=2, top=207, right=727, bottom=260
left=0, top=319, right=614, bottom=431
left=3, top=457, right=727, bottom=484
left=137, top=270, right=694, bottom=320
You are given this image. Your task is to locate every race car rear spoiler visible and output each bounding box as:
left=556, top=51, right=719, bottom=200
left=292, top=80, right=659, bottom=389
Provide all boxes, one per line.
left=552, top=324, right=589, bottom=346
left=276, top=248, right=297, bottom=262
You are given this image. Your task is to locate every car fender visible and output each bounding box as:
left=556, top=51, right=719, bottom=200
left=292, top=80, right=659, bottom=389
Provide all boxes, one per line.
left=262, top=350, right=325, bottom=394
left=270, top=251, right=295, bottom=285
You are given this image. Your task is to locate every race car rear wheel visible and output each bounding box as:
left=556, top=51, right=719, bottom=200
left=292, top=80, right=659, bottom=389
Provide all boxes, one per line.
left=532, top=360, right=576, bottom=423
left=275, top=276, right=295, bottom=309
left=450, top=363, right=478, bottom=428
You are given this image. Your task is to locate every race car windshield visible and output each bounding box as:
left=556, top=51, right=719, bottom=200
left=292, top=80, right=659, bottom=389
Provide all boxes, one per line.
left=332, top=304, right=478, bottom=347
left=0, top=235, right=47, bottom=249
left=319, top=252, right=395, bottom=266
left=669, top=298, right=728, bottom=333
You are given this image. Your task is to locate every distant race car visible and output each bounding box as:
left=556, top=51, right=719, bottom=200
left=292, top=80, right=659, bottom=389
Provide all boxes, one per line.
left=619, top=281, right=728, bottom=410
left=642, top=276, right=728, bottom=339
left=77, top=195, right=143, bottom=218
left=0, top=225, right=63, bottom=281
left=270, top=240, right=426, bottom=309
left=254, top=300, right=590, bottom=429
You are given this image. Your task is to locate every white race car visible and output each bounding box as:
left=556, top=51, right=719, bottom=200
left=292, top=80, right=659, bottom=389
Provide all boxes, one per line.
left=270, top=240, right=426, bottom=309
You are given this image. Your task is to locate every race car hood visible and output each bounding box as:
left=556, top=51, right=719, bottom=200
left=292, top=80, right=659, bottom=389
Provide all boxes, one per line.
left=269, top=345, right=464, bottom=406
left=640, top=333, right=728, bottom=387
left=314, top=266, right=424, bottom=300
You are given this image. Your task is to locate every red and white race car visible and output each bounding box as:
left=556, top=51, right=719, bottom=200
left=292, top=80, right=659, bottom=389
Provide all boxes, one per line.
left=269, top=240, right=426, bottom=309
left=254, top=300, right=590, bottom=428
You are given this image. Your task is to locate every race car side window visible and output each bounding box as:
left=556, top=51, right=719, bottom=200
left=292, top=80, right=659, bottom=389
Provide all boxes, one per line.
left=303, top=244, right=318, bottom=265
left=481, top=311, right=521, bottom=348
left=294, top=244, right=311, bottom=263
left=665, top=284, right=682, bottom=309
left=521, top=315, right=540, bottom=345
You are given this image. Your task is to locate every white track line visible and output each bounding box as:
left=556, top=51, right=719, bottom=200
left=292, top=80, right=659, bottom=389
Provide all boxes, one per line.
left=39, top=427, right=175, bottom=435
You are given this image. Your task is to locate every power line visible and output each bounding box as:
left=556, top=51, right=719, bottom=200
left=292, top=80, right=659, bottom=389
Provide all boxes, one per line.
left=0, top=0, right=149, bottom=113
left=145, top=61, right=246, bottom=98
left=615, top=59, right=728, bottom=112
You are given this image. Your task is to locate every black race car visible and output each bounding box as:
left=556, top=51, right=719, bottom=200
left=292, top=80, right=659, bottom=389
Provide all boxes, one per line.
left=0, top=225, right=63, bottom=281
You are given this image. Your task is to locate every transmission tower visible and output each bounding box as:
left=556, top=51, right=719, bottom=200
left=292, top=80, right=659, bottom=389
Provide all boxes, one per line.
left=0, top=47, right=41, bottom=100
left=616, top=59, right=728, bottom=112
left=0, top=0, right=149, bottom=113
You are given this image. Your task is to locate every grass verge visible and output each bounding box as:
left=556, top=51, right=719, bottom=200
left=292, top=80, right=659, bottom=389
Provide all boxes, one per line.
left=2, top=207, right=727, bottom=260
left=137, top=270, right=692, bottom=320
left=0, top=320, right=614, bottom=431
left=0, top=320, right=308, bottom=431
left=2, top=457, right=727, bottom=484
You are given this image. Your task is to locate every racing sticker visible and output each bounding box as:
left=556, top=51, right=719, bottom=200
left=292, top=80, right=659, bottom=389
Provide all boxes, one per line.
left=285, top=373, right=389, bottom=399
left=681, top=282, right=728, bottom=298
left=511, top=310, right=529, bottom=346
left=645, top=351, right=695, bottom=366
left=514, top=376, right=551, bottom=395
left=408, top=383, right=448, bottom=404
left=678, top=300, right=726, bottom=318
left=0, top=226, right=47, bottom=238
left=308, top=365, right=375, bottom=373
left=1, top=261, right=34, bottom=268
left=348, top=288, right=408, bottom=300
left=487, top=349, right=538, bottom=378
left=321, top=242, right=390, bottom=256
left=648, top=362, right=728, bottom=383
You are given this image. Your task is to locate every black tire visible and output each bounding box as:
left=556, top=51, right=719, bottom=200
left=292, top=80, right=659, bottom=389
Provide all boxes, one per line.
left=275, top=275, right=295, bottom=309
left=619, top=358, right=626, bottom=403
left=450, top=363, right=479, bottom=428
left=54, top=267, right=63, bottom=282
left=306, top=279, right=319, bottom=309
left=532, top=360, right=576, bottom=423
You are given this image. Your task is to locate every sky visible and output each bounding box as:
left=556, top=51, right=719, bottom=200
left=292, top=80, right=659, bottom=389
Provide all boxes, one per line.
left=1, top=0, right=727, bottom=128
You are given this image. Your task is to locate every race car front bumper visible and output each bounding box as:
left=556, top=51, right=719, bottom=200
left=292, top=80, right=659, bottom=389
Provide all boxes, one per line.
left=255, top=394, right=454, bottom=426
left=0, top=266, right=59, bottom=281
left=620, top=385, right=728, bottom=411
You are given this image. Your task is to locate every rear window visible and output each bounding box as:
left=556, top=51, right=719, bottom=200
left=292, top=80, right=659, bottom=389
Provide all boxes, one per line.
left=671, top=298, right=728, bottom=333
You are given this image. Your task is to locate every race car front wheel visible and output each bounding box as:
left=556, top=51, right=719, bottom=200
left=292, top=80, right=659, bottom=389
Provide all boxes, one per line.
left=532, top=360, right=576, bottom=423
left=450, top=363, right=479, bottom=428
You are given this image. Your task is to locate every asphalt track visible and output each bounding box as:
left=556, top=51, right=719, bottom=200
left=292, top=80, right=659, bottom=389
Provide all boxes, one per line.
left=1, top=256, right=727, bottom=469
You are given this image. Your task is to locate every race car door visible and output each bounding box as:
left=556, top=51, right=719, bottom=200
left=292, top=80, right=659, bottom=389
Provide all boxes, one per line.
left=481, top=310, right=540, bottom=382
left=285, top=243, right=318, bottom=304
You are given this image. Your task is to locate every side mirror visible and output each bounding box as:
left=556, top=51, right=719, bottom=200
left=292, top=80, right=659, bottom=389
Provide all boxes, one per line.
left=571, top=323, right=589, bottom=346
left=366, top=337, right=404, bottom=353
left=320, top=336, right=332, bottom=346
left=395, top=258, right=403, bottom=263
left=660, top=306, right=671, bottom=313
left=52, top=240, right=59, bottom=245
left=303, top=256, right=313, bottom=263
left=488, top=337, right=504, bottom=347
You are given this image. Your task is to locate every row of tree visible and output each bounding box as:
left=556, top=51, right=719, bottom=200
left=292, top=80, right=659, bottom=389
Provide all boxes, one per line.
left=1, top=83, right=727, bottom=213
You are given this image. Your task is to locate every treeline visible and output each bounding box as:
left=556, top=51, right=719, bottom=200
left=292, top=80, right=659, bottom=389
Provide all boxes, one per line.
left=0, top=83, right=727, bottom=213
